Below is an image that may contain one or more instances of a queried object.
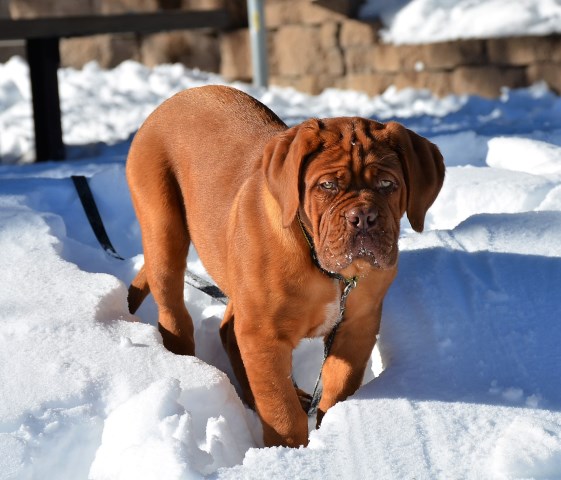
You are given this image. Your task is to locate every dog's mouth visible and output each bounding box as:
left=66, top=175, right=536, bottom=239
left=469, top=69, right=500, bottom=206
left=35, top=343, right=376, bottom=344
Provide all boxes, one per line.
left=317, top=229, right=397, bottom=274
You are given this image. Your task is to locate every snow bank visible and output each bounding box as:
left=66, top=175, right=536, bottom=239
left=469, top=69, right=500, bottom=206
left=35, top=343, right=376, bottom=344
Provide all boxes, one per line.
left=425, top=134, right=561, bottom=231
left=487, top=136, right=561, bottom=176
left=0, top=190, right=257, bottom=479
left=360, top=0, right=561, bottom=44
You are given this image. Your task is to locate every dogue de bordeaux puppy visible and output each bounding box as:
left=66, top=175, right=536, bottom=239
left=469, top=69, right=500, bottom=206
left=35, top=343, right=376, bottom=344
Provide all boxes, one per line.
left=126, top=85, right=444, bottom=448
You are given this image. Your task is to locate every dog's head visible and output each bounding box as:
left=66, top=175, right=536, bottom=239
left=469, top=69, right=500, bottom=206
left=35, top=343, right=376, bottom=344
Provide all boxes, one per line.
left=263, top=117, right=444, bottom=274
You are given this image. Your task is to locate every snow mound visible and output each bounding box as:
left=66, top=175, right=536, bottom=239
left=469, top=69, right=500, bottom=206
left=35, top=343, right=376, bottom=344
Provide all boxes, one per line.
left=0, top=199, right=256, bottom=479
left=90, top=378, right=252, bottom=479
left=492, top=417, right=561, bottom=479
left=360, top=0, right=561, bottom=44
left=487, top=136, right=561, bottom=176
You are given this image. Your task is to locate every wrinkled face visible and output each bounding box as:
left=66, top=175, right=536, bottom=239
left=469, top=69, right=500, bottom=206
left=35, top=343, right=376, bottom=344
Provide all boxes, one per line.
left=299, top=119, right=406, bottom=274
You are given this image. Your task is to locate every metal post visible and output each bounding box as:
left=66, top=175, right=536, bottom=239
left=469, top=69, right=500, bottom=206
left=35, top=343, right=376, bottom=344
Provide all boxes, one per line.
left=26, top=37, right=65, bottom=161
left=247, top=0, right=268, bottom=88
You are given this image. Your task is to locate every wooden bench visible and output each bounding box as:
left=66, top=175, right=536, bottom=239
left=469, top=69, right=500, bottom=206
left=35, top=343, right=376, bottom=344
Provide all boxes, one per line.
left=0, top=10, right=231, bottom=161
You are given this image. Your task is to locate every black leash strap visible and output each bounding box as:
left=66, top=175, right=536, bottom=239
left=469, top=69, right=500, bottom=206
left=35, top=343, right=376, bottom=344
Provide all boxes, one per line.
left=71, top=175, right=228, bottom=303
left=184, top=270, right=228, bottom=305
left=71, top=175, right=124, bottom=260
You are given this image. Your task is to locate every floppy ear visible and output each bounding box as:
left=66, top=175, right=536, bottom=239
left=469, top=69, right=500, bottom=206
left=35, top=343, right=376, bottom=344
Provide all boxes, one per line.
left=385, top=121, right=445, bottom=232
left=262, top=120, right=322, bottom=228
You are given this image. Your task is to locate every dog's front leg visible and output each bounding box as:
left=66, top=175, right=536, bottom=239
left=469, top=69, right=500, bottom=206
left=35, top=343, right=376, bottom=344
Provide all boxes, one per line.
left=236, top=321, right=308, bottom=448
left=316, top=304, right=382, bottom=426
left=219, top=303, right=256, bottom=409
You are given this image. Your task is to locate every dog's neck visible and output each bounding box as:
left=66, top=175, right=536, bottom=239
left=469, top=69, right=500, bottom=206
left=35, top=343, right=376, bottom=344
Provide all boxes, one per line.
left=296, top=212, right=358, bottom=287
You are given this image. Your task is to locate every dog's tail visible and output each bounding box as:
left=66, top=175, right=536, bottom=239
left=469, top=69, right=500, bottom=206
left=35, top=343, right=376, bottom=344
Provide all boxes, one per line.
left=128, top=265, right=150, bottom=314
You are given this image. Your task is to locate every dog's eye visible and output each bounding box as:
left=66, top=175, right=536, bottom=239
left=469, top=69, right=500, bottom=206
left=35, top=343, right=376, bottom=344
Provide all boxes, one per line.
left=320, top=181, right=337, bottom=191
left=378, top=179, right=394, bottom=190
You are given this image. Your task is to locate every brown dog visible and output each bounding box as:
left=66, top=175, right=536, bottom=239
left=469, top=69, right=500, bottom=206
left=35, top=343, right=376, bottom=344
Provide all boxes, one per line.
left=126, top=85, right=444, bottom=448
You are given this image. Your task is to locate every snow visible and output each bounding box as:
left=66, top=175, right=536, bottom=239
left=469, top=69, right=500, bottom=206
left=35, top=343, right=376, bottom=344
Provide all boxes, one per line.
left=2, top=55, right=561, bottom=478
left=360, top=0, right=561, bottom=44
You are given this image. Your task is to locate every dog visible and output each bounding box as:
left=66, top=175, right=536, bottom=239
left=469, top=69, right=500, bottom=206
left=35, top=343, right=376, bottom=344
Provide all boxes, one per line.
left=126, top=85, right=444, bottom=448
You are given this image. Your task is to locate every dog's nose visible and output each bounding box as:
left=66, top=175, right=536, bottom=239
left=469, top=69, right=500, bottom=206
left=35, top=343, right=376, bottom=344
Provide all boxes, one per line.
left=346, top=207, right=377, bottom=232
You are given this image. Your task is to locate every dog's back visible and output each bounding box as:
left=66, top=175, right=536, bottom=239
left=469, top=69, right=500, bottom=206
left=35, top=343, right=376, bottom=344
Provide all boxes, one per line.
left=128, top=85, right=285, bottom=205
left=127, top=86, right=286, bottom=283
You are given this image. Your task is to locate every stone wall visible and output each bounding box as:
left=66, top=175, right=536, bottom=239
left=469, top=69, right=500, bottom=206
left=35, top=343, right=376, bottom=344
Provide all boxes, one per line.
left=1, top=0, right=561, bottom=98
left=221, top=0, right=561, bottom=97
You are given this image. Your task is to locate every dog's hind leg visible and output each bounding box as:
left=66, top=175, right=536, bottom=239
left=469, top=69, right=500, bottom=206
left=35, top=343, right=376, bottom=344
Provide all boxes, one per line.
left=147, top=216, right=194, bottom=355
left=128, top=163, right=195, bottom=355
left=220, top=303, right=255, bottom=408
left=147, top=212, right=194, bottom=355
left=128, top=265, right=150, bottom=314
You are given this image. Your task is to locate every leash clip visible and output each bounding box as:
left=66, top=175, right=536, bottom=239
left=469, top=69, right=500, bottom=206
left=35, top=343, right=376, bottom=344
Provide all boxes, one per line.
left=345, top=275, right=358, bottom=290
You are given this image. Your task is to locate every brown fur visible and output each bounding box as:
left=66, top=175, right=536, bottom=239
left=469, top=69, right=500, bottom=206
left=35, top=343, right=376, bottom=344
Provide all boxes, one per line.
left=126, top=85, right=445, bottom=447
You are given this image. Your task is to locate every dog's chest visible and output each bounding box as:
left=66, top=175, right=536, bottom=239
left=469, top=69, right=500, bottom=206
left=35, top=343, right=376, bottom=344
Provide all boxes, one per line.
left=311, top=283, right=341, bottom=337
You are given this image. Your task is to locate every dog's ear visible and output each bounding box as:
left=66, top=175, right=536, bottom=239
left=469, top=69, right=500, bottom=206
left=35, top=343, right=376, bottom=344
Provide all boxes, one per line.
left=384, top=121, right=445, bottom=232
left=262, top=120, right=323, bottom=228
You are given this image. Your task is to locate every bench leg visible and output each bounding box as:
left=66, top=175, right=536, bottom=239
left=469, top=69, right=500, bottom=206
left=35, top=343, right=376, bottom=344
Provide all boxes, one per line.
left=26, top=37, right=65, bottom=161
